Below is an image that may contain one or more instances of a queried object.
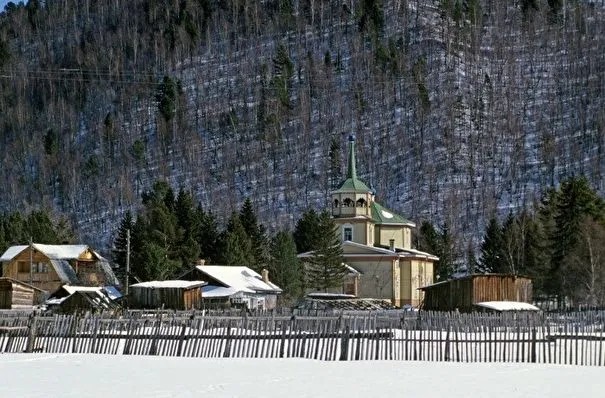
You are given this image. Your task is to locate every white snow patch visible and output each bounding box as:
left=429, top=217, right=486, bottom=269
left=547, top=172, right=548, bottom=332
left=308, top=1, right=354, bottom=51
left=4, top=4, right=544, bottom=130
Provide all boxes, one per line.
left=0, top=354, right=603, bottom=398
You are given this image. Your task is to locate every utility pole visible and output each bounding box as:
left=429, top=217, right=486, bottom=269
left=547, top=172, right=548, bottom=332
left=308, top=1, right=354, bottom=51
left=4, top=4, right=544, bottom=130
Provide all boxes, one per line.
left=29, top=237, right=33, bottom=284
left=126, top=229, right=130, bottom=297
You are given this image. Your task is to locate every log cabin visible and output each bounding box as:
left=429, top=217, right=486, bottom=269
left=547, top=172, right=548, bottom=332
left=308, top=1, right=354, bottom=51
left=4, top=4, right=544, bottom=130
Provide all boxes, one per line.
left=0, top=244, right=120, bottom=293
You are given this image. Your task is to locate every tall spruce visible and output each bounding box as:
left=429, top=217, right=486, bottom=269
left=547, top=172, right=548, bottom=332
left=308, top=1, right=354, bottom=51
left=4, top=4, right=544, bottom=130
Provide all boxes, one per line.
left=219, top=212, right=255, bottom=267
left=240, top=197, right=269, bottom=271
left=478, top=217, right=505, bottom=273
left=304, top=211, right=347, bottom=291
left=293, top=209, right=323, bottom=253
left=269, top=230, right=302, bottom=300
left=112, top=211, right=134, bottom=282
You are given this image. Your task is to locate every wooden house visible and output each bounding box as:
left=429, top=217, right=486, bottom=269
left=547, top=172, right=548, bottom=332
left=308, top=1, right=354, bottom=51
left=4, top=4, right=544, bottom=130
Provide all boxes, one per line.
left=0, top=277, right=47, bottom=309
left=129, top=280, right=206, bottom=310
left=418, top=274, right=533, bottom=312
left=0, top=244, right=120, bottom=293
left=180, top=263, right=282, bottom=310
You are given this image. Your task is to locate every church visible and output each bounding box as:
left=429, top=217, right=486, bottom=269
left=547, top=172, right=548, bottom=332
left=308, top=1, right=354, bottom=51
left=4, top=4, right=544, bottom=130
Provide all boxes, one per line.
left=298, top=136, right=438, bottom=308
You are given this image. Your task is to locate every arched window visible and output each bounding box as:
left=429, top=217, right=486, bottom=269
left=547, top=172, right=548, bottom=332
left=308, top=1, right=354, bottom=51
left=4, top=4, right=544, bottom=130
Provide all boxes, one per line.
left=356, top=198, right=366, bottom=207
left=343, top=198, right=353, bottom=207
left=333, top=199, right=339, bottom=207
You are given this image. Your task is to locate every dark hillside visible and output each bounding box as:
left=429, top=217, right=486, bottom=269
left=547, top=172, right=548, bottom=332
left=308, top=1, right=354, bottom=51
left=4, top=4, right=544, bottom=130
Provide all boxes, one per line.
left=0, top=0, right=604, bottom=260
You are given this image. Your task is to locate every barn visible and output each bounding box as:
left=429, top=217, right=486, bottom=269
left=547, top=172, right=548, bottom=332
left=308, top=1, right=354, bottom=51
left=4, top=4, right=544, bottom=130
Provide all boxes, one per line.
left=419, top=274, right=533, bottom=312
left=129, top=280, right=206, bottom=310
left=0, top=277, right=47, bottom=309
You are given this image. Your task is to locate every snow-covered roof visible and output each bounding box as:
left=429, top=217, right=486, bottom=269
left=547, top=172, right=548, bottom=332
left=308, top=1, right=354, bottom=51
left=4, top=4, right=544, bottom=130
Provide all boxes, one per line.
left=201, top=285, right=242, bottom=298
left=475, top=301, right=540, bottom=312
left=0, top=244, right=92, bottom=261
left=130, top=280, right=207, bottom=289
left=62, top=286, right=103, bottom=295
left=193, top=266, right=282, bottom=294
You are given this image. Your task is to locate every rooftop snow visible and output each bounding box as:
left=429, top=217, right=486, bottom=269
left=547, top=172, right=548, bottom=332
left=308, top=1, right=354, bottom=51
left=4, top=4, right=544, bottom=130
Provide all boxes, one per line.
left=130, top=280, right=207, bottom=289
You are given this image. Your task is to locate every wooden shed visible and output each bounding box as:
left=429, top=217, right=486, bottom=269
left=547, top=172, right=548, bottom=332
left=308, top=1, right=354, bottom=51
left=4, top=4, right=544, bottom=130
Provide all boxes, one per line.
left=419, top=274, right=533, bottom=312
left=0, top=277, right=47, bottom=309
left=129, top=280, right=206, bottom=310
left=58, top=290, right=121, bottom=314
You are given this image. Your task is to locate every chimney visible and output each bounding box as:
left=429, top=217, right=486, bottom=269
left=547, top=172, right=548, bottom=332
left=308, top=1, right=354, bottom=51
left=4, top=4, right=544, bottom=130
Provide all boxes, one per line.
left=197, top=259, right=206, bottom=266
left=389, top=239, right=395, bottom=251
left=261, top=268, right=269, bottom=283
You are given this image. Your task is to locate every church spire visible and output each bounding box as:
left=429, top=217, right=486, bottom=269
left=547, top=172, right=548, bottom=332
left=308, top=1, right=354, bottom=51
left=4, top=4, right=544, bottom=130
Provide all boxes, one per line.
left=347, top=135, right=357, bottom=180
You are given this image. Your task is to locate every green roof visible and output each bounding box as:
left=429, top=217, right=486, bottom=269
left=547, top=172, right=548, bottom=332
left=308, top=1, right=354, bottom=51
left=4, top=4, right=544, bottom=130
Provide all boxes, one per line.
left=332, top=135, right=372, bottom=194
left=370, top=201, right=415, bottom=226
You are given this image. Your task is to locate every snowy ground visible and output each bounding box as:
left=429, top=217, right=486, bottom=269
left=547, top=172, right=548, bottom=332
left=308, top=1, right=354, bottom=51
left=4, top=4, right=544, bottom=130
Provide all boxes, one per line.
left=1, top=354, right=604, bottom=397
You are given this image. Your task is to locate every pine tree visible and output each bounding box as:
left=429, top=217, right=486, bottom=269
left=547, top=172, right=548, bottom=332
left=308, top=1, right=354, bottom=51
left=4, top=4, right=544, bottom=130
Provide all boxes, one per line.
left=478, top=218, right=505, bottom=273
left=112, top=211, right=134, bottom=282
left=269, top=230, right=302, bottom=300
left=546, top=176, right=605, bottom=299
left=328, top=136, right=342, bottom=190
left=195, top=206, right=219, bottom=263
left=219, top=212, right=255, bottom=267
left=416, top=221, right=454, bottom=280
left=304, top=211, right=347, bottom=291
left=293, top=209, right=323, bottom=253
left=240, top=197, right=269, bottom=271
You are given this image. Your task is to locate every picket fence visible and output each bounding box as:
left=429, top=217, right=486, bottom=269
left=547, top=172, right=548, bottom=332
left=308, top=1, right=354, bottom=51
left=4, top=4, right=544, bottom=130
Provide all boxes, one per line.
left=0, top=310, right=604, bottom=366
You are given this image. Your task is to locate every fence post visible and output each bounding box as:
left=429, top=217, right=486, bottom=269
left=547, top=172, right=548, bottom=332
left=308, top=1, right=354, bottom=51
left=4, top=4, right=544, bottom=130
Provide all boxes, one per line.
left=339, top=324, right=350, bottom=361
left=176, top=319, right=189, bottom=357
left=25, top=313, right=38, bottom=353
left=223, top=320, right=232, bottom=358
left=531, top=328, right=537, bottom=363
left=444, top=324, right=451, bottom=362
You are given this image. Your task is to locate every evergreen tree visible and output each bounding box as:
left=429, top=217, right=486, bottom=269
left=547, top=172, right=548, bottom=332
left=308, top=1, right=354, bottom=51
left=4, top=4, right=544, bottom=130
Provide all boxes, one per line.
left=219, top=213, right=255, bottom=267
left=546, top=176, right=605, bottom=299
left=293, top=209, right=323, bottom=253
left=269, top=230, right=302, bottom=300
left=478, top=217, right=505, bottom=273
left=416, top=221, right=454, bottom=280
left=112, top=210, right=134, bottom=283
left=174, top=189, right=201, bottom=271
left=195, top=206, right=220, bottom=263
left=304, top=211, right=347, bottom=291
left=239, top=197, right=269, bottom=271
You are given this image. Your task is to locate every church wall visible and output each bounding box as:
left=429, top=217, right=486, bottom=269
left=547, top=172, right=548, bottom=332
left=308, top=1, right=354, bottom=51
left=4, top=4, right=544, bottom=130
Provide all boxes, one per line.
left=400, top=260, right=412, bottom=305
left=348, top=260, right=394, bottom=300
left=377, top=226, right=404, bottom=248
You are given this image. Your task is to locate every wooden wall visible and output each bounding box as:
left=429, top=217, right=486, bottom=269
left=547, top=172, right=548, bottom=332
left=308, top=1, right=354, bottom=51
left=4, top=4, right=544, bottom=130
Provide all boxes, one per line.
left=421, top=275, right=533, bottom=312
left=0, top=279, right=35, bottom=309
left=130, top=287, right=203, bottom=310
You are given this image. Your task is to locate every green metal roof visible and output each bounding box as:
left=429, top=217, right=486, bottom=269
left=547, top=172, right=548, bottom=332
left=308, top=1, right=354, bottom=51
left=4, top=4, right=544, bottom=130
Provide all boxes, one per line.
left=370, top=201, right=415, bottom=226
left=332, top=136, right=372, bottom=194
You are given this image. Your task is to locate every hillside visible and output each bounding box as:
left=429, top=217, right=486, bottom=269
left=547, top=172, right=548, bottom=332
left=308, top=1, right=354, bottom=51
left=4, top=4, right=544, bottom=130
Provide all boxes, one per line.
left=0, top=0, right=604, bottom=258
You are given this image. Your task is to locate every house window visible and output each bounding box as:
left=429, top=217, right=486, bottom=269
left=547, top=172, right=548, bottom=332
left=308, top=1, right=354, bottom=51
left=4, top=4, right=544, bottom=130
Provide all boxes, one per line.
left=343, top=227, right=353, bottom=242
left=33, top=262, right=49, bottom=273
left=17, top=261, right=30, bottom=273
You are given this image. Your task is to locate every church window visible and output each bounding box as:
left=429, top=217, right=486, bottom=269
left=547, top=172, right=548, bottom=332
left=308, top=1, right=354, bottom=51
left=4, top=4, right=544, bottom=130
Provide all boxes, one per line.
left=343, top=198, right=353, bottom=207
left=343, top=227, right=353, bottom=241
left=356, top=198, right=366, bottom=207
left=334, top=199, right=339, bottom=207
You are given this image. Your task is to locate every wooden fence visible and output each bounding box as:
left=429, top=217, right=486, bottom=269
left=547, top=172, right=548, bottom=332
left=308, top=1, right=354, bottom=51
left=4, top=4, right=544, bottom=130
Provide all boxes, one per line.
left=1, top=310, right=604, bottom=366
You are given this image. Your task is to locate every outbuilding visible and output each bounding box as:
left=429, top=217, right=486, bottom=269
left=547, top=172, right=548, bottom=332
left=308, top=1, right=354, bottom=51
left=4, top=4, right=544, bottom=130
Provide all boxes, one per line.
left=129, top=280, right=206, bottom=310
left=0, top=277, right=47, bottom=309
left=419, top=274, right=533, bottom=312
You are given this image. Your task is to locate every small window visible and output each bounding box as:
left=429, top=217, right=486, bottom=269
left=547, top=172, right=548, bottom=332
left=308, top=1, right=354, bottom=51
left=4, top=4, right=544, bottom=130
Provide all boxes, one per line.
left=17, top=261, right=30, bottom=273
left=343, top=227, right=353, bottom=242
left=33, top=262, right=49, bottom=273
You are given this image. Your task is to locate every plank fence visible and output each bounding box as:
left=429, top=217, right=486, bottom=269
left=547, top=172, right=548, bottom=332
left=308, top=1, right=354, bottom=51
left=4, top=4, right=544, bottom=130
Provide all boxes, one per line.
left=0, top=310, right=604, bottom=366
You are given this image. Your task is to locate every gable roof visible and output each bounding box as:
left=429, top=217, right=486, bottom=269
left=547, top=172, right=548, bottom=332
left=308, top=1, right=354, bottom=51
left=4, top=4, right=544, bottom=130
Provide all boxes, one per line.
left=188, top=266, right=282, bottom=294
left=0, top=244, right=119, bottom=286
left=130, top=280, right=207, bottom=289
left=0, top=277, right=47, bottom=292
left=0, top=244, right=93, bottom=262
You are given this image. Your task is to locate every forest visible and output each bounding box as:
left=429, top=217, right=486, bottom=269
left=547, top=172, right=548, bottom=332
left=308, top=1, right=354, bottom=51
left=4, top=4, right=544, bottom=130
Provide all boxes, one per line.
left=0, top=1, right=604, bottom=303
